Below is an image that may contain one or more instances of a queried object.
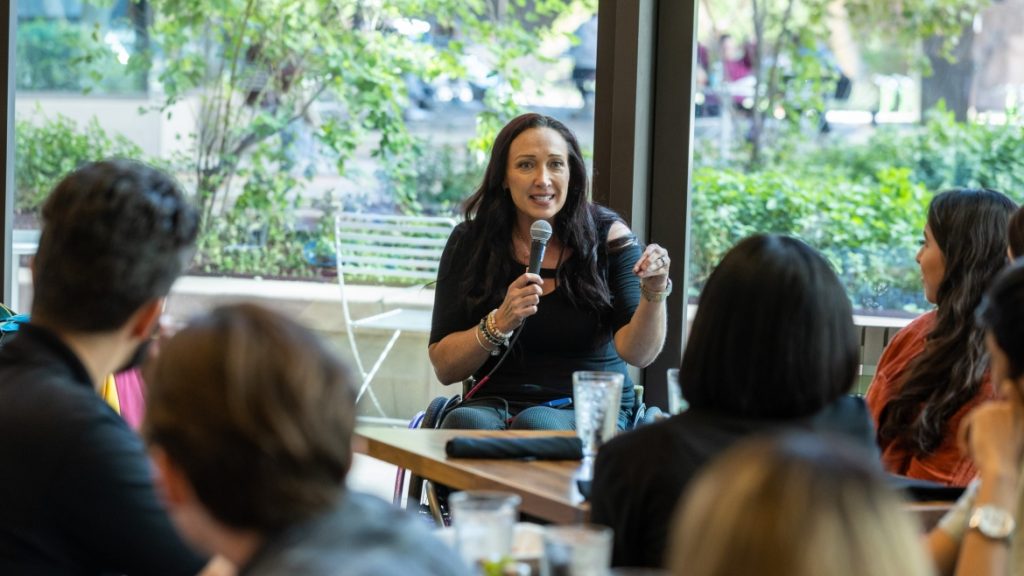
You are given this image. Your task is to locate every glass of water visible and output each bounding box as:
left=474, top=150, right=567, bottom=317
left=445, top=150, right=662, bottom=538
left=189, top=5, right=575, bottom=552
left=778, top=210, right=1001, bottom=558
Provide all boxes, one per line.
left=572, top=371, right=623, bottom=464
left=449, top=491, right=521, bottom=572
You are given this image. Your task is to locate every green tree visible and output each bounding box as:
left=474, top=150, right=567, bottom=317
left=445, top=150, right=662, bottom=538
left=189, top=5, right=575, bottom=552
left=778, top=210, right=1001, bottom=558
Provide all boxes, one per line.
left=147, top=0, right=594, bottom=234
left=702, top=0, right=989, bottom=168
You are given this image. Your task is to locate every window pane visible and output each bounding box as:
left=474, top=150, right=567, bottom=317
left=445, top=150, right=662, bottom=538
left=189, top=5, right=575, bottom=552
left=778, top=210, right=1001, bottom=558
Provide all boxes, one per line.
left=689, top=2, right=1021, bottom=389
left=12, top=0, right=599, bottom=420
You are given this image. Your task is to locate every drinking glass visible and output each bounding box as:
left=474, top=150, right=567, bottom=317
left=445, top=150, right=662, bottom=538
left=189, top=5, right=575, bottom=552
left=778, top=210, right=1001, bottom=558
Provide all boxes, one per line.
left=573, top=371, right=623, bottom=462
left=666, top=368, right=688, bottom=415
left=449, top=491, right=521, bottom=572
left=541, top=524, right=613, bottom=576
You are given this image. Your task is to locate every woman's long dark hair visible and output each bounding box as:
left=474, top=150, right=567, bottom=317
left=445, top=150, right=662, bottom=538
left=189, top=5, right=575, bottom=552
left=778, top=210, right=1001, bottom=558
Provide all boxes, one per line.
left=457, top=113, right=614, bottom=330
left=878, top=189, right=1016, bottom=456
left=681, top=235, right=859, bottom=419
left=977, top=261, right=1024, bottom=382
left=978, top=262, right=1024, bottom=383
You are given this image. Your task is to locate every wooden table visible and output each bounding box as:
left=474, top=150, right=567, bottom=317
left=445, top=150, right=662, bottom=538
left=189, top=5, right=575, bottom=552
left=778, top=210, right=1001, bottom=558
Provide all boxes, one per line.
left=355, top=427, right=588, bottom=524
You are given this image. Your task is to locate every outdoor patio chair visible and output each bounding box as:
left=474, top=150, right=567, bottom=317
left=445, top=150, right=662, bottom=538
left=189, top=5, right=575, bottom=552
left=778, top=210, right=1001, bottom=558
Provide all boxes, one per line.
left=334, top=212, right=457, bottom=421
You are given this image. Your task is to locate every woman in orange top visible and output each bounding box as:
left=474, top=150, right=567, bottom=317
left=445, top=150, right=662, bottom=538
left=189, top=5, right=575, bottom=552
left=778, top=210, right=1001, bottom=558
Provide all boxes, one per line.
left=866, top=188, right=1016, bottom=486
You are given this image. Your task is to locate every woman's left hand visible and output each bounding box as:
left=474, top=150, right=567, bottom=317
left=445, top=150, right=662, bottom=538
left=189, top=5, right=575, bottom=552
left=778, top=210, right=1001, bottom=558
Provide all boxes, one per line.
left=633, top=243, right=670, bottom=289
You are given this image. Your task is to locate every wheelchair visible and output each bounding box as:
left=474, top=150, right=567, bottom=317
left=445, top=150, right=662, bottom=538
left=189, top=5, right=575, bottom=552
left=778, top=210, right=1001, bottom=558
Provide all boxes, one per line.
left=393, top=383, right=665, bottom=526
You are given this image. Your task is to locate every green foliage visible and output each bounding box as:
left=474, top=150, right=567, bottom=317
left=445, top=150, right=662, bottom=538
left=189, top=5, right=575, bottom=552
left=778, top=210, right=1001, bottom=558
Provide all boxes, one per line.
left=14, top=113, right=145, bottom=215
left=707, top=0, right=988, bottom=167
left=144, top=0, right=588, bottom=277
left=381, top=140, right=483, bottom=216
left=845, top=0, right=990, bottom=67
left=149, top=0, right=586, bottom=232
left=691, top=165, right=930, bottom=312
left=693, top=106, right=1024, bottom=312
left=193, top=141, right=319, bottom=278
left=804, top=108, right=1024, bottom=193
left=16, top=19, right=144, bottom=93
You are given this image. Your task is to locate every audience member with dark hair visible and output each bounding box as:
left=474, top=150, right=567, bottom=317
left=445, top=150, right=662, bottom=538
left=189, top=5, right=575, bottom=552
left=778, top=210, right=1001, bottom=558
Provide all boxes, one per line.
left=670, top=433, right=932, bottom=576
left=0, top=160, right=209, bottom=574
left=143, top=303, right=471, bottom=576
left=429, top=112, right=670, bottom=430
left=930, top=261, right=1024, bottom=575
left=590, top=234, right=874, bottom=568
left=1008, top=204, right=1024, bottom=260
left=868, top=188, right=1016, bottom=486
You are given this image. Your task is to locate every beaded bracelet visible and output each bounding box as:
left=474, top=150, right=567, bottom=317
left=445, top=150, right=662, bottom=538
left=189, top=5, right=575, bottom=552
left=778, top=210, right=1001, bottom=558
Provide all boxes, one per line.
left=479, top=315, right=506, bottom=348
left=474, top=324, right=501, bottom=356
left=487, top=309, right=513, bottom=340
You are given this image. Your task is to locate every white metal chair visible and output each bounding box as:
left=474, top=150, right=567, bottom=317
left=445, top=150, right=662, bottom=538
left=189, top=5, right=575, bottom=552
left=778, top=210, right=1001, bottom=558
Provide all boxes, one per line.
left=853, top=314, right=913, bottom=394
left=334, top=212, right=457, bottom=420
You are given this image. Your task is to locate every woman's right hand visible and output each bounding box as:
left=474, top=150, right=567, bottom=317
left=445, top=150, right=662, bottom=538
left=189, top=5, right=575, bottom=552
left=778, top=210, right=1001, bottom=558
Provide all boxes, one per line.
left=492, top=273, right=544, bottom=333
left=960, top=400, right=1024, bottom=481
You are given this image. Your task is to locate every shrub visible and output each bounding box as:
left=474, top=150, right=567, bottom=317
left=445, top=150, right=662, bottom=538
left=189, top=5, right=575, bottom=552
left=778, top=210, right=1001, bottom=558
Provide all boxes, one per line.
left=15, top=113, right=145, bottom=215
left=690, top=166, right=930, bottom=312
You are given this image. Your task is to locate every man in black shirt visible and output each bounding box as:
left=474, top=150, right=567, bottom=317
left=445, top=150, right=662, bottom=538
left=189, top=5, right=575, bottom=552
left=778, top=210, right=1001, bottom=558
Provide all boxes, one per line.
left=0, top=160, right=208, bottom=575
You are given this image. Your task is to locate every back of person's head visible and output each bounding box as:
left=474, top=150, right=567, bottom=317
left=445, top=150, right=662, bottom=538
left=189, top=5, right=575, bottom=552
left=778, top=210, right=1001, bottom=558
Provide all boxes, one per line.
left=32, top=159, right=199, bottom=331
left=879, top=188, right=1016, bottom=456
left=681, top=234, right=858, bottom=418
left=143, top=303, right=356, bottom=533
left=977, top=260, right=1024, bottom=382
left=669, top=433, right=932, bottom=576
left=1008, top=205, right=1024, bottom=260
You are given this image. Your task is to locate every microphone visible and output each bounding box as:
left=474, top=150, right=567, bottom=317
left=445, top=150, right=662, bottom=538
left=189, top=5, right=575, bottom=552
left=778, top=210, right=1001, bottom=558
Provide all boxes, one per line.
left=528, top=220, right=553, bottom=275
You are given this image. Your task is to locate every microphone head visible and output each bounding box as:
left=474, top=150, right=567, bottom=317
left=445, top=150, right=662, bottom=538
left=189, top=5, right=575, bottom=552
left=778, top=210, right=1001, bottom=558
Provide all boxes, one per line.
left=530, top=220, right=553, bottom=244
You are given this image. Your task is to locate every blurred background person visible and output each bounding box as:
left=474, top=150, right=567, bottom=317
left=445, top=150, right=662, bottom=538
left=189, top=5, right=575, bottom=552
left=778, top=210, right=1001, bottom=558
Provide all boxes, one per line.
left=569, top=15, right=598, bottom=115
left=143, top=304, right=471, bottom=576
left=869, top=189, right=1016, bottom=486
left=670, top=433, right=933, bottom=576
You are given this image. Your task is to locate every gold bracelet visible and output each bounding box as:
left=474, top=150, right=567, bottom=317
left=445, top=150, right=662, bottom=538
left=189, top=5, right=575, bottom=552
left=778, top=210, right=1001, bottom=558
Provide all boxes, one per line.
left=640, top=278, right=673, bottom=303
left=474, top=325, right=501, bottom=356
left=479, top=315, right=505, bottom=348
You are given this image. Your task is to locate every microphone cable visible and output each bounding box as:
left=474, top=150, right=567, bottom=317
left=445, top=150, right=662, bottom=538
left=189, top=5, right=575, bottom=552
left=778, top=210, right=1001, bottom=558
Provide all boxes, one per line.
left=463, top=318, right=526, bottom=400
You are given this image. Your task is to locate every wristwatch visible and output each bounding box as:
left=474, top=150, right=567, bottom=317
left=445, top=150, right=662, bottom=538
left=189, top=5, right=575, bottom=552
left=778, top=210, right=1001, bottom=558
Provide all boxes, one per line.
left=968, top=505, right=1016, bottom=541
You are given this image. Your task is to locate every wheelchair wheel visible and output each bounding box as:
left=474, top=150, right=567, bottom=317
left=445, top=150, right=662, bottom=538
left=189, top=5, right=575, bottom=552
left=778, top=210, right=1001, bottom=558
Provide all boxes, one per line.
left=405, top=395, right=455, bottom=515
left=421, top=396, right=450, bottom=430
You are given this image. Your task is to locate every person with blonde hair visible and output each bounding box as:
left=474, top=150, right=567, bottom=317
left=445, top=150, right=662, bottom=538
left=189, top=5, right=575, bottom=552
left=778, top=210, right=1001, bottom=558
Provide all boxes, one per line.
left=669, top=433, right=934, bottom=576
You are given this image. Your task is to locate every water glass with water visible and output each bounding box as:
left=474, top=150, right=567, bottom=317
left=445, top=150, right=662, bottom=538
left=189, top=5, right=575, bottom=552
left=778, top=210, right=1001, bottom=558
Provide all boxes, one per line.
left=449, top=491, right=521, bottom=573
left=572, top=371, right=623, bottom=462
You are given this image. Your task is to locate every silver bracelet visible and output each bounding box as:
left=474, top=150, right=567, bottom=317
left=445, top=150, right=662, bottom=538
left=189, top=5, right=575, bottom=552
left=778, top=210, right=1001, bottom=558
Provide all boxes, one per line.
left=478, top=315, right=506, bottom=349
left=640, top=277, right=673, bottom=303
